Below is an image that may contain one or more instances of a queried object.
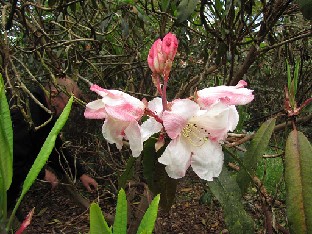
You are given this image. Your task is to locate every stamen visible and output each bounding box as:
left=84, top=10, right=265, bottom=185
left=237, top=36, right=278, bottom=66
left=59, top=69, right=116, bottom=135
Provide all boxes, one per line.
left=181, top=123, right=209, bottom=147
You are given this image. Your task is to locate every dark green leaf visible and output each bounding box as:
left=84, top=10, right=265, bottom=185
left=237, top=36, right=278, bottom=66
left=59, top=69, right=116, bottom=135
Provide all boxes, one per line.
left=90, top=203, right=112, bottom=234
left=151, top=162, right=177, bottom=212
left=142, top=137, right=158, bottom=189
left=113, top=189, right=127, bottom=234
left=236, top=118, right=276, bottom=194
left=161, top=0, right=170, bottom=12
left=48, top=0, right=57, bottom=7
left=208, top=167, right=254, bottom=233
left=285, top=130, right=312, bottom=234
left=118, top=156, right=135, bottom=189
left=176, top=0, right=199, bottom=24
left=136, top=194, right=160, bottom=234
left=297, top=0, right=312, bottom=19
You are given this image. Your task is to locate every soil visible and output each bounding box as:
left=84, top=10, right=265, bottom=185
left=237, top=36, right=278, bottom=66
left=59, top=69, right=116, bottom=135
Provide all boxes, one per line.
left=18, top=169, right=227, bottom=234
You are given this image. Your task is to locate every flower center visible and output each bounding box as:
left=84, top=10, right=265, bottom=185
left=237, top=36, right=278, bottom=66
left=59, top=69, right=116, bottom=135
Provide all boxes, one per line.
left=181, top=123, right=209, bottom=147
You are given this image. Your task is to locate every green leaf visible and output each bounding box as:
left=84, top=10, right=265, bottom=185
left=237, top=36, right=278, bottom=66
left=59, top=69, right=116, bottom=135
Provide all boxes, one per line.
left=294, top=60, right=300, bottom=95
left=208, top=167, right=254, bottom=233
left=113, top=189, right=127, bottom=234
left=7, top=96, right=73, bottom=229
left=0, top=74, right=13, bottom=191
left=136, top=194, right=160, bottom=234
left=296, top=0, right=312, bottom=19
left=285, top=130, right=312, bottom=234
left=90, top=203, right=112, bottom=234
left=118, top=156, right=135, bottom=189
left=151, top=162, right=177, bottom=212
left=142, top=137, right=158, bottom=189
left=161, top=0, right=170, bottom=12
left=236, top=118, right=276, bottom=194
left=286, top=59, right=291, bottom=91
left=215, top=0, right=223, bottom=13
left=0, top=74, right=13, bottom=221
left=176, top=0, right=199, bottom=24
left=48, top=0, right=57, bottom=7
left=143, top=138, right=177, bottom=212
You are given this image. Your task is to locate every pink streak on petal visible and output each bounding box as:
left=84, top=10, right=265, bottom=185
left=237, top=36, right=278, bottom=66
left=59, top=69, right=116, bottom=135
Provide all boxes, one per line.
left=197, top=80, right=254, bottom=107
left=84, top=107, right=107, bottom=119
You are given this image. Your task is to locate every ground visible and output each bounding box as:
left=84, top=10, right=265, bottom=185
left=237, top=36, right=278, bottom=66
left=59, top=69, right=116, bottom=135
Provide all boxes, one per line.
left=19, top=169, right=227, bottom=234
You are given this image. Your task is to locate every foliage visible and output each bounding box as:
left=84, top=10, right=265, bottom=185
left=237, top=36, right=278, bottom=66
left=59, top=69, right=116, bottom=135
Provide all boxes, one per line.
left=285, top=130, right=312, bottom=233
left=0, top=74, right=13, bottom=224
left=0, top=0, right=311, bottom=233
left=236, top=118, right=276, bottom=193
left=89, top=189, right=160, bottom=234
left=6, top=96, right=74, bottom=231
left=207, top=167, right=254, bottom=233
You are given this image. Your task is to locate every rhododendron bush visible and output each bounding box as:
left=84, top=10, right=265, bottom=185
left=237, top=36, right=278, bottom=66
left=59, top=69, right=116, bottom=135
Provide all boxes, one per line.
left=84, top=32, right=254, bottom=182
left=83, top=32, right=312, bottom=233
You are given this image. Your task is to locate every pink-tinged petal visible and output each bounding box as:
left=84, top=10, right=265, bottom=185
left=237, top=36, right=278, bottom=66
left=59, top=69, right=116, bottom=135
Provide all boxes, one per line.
left=191, top=140, right=224, bottom=181
left=197, top=80, right=254, bottom=107
left=163, top=99, right=200, bottom=139
left=84, top=99, right=107, bottom=119
left=90, top=84, right=110, bottom=97
left=162, top=112, right=186, bottom=139
left=141, top=118, right=163, bottom=142
left=158, top=137, right=191, bottom=179
left=102, top=118, right=128, bottom=150
left=105, top=102, right=144, bottom=121
left=236, top=80, right=247, bottom=88
left=124, top=121, right=143, bottom=157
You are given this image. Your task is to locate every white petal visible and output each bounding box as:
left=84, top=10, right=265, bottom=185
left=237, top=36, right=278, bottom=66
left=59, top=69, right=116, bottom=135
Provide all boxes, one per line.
left=158, top=137, right=191, bottom=179
left=125, top=121, right=143, bottom=157
left=148, top=97, right=163, bottom=116
left=228, top=105, right=239, bottom=131
left=84, top=99, right=107, bottom=119
left=191, top=102, right=231, bottom=141
left=140, top=118, right=163, bottom=142
left=102, top=118, right=127, bottom=150
left=170, top=99, right=200, bottom=120
left=191, top=140, right=224, bottom=181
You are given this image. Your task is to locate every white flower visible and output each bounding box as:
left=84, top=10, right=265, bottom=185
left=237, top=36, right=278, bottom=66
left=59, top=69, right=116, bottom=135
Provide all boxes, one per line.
left=84, top=84, right=145, bottom=157
left=158, top=99, right=238, bottom=181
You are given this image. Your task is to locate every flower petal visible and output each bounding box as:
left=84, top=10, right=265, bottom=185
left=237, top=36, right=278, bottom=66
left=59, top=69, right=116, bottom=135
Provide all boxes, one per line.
left=124, top=121, right=143, bottom=157
left=102, top=118, right=127, bottom=150
left=196, top=80, right=254, bottom=107
left=140, top=118, right=163, bottom=142
left=191, top=102, right=232, bottom=141
left=84, top=99, right=107, bottom=119
left=227, top=105, right=239, bottom=131
left=148, top=97, right=163, bottom=116
left=191, top=140, right=224, bottom=181
left=158, top=137, right=191, bottom=179
left=163, top=99, right=200, bottom=139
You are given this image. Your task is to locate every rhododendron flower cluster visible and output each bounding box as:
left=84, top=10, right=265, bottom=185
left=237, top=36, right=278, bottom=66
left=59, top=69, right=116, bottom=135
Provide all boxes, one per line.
left=84, top=32, right=254, bottom=181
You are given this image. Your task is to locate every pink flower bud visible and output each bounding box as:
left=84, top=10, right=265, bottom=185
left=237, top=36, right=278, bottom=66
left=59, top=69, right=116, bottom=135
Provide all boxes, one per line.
left=148, top=39, right=165, bottom=74
left=147, top=32, right=178, bottom=76
left=161, top=32, right=178, bottom=61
